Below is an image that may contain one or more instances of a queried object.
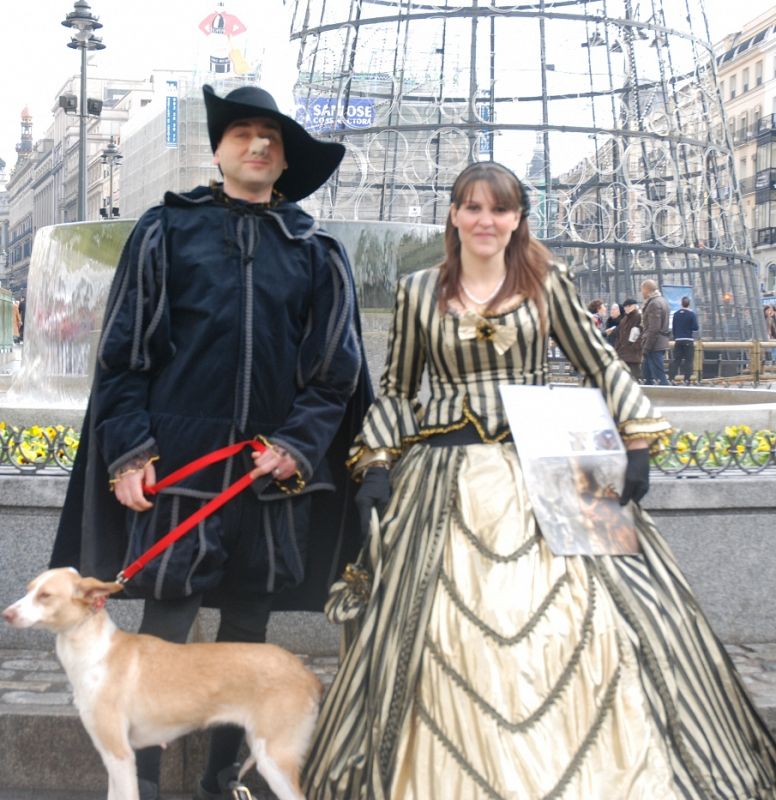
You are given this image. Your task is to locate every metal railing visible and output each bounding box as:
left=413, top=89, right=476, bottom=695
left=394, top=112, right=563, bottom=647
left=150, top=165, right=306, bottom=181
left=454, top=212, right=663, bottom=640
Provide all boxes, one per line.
left=1, top=424, right=775, bottom=479
left=549, top=339, right=776, bottom=386
left=683, top=340, right=776, bottom=385
left=652, top=429, right=776, bottom=477
left=0, top=425, right=79, bottom=474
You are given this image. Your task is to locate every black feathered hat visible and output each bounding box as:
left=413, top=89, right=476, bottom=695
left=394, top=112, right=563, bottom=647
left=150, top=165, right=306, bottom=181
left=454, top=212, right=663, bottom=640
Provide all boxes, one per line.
left=203, top=84, right=345, bottom=202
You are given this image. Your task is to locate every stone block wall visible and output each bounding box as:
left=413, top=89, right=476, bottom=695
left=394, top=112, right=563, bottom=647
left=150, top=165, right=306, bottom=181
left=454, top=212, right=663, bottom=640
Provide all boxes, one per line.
left=1, top=470, right=774, bottom=648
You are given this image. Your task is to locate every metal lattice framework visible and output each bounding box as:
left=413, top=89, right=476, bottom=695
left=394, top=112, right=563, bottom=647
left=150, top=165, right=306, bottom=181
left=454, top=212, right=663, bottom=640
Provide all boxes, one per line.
left=290, top=0, right=765, bottom=339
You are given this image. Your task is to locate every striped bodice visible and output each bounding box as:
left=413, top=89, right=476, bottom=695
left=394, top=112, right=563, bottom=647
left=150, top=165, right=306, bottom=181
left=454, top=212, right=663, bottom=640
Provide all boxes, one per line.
left=354, top=263, right=670, bottom=456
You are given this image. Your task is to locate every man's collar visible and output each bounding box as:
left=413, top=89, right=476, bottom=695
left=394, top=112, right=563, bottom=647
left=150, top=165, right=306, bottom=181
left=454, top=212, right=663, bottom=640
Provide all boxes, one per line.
left=209, top=181, right=285, bottom=210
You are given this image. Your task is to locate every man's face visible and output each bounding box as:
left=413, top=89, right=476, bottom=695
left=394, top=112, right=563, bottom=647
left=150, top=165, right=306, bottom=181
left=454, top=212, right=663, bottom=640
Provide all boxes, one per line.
left=624, top=303, right=637, bottom=314
left=640, top=284, right=650, bottom=299
left=214, top=117, right=287, bottom=202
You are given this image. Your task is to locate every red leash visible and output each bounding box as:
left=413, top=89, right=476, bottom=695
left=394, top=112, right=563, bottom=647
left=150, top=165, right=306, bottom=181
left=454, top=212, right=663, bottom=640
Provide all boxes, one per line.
left=116, top=439, right=267, bottom=585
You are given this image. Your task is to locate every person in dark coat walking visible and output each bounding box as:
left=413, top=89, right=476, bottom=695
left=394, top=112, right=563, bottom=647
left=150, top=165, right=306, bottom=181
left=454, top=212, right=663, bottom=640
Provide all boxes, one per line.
left=669, top=296, right=699, bottom=384
left=615, top=298, right=643, bottom=379
left=50, top=84, right=372, bottom=800
left=603, top=301, right=623, bottom=347
left=639, top=279, right=670, bottom=385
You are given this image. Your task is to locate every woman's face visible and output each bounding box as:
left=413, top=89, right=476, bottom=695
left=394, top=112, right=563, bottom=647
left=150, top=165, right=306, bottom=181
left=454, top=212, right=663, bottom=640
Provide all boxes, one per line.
left=610, top=304, right=620, bottom=318
left=450, top=181, right=521, bottom=263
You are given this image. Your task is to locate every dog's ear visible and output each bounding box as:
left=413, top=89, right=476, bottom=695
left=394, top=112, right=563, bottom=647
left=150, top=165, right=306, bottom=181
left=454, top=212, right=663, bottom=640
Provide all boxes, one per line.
left=74, top=577, right=124, bottom=605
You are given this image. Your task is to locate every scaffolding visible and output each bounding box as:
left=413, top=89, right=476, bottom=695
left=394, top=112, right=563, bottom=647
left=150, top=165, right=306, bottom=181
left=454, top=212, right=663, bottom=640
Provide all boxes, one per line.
left=291, top=0, right=765, bottom=339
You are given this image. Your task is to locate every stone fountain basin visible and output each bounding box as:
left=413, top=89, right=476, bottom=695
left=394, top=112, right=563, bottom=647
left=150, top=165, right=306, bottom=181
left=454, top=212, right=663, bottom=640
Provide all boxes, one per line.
left=3, top=386, right=775, bottom=434
left=642, top=386, right=776, bottom=431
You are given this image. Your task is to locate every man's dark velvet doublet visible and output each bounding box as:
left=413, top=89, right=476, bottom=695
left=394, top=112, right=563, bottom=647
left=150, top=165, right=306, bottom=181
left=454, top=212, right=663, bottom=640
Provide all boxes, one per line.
left=51, top=186, right=373, bottom=610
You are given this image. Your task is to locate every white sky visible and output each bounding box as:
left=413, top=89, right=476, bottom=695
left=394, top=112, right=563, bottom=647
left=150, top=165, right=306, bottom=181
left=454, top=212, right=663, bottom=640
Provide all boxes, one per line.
left=0, top=0, right=774, bottom=173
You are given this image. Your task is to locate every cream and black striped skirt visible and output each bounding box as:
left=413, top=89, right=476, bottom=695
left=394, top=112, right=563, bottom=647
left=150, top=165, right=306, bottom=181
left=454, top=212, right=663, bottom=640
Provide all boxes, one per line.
left=303, top=443, right=776, bottom=799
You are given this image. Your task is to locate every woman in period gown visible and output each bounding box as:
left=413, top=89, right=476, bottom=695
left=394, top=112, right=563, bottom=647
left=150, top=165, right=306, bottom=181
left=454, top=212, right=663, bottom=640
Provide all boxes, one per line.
left=303, top=162, right=776, bottom=799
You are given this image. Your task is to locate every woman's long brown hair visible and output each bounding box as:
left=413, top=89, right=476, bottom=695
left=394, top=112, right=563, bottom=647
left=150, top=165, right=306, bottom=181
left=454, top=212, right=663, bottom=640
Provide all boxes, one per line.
left=437, top=162, right=552, bottom=330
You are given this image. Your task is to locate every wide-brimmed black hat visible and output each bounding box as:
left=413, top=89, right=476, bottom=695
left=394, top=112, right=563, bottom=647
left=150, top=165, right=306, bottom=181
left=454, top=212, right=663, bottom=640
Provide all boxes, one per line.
left=203, top=84, right=345, bottom=202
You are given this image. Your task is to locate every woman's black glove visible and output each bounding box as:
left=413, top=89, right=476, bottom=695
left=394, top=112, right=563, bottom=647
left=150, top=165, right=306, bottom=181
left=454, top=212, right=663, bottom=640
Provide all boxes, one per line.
left=354, top=467, right=391, bottom=541
left=619, top=448, right=650, bottom=506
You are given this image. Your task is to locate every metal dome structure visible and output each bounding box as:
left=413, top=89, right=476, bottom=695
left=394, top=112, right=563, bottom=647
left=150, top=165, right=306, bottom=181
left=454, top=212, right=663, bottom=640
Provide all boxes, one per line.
left=289, top=0, right=764, bottom=339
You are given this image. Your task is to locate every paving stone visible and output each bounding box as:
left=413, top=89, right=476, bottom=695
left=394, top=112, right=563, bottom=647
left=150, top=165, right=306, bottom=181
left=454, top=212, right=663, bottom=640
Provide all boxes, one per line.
left=0, top=644, right=773, bottom=796
left=2, top=690, right=72, bottom=705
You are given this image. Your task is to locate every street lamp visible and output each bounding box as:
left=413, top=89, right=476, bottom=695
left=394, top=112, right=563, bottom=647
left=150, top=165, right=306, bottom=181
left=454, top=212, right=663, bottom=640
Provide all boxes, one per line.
left=100, top=137, right=122, bottom=218
left=62, top=0, right=105, bottom=222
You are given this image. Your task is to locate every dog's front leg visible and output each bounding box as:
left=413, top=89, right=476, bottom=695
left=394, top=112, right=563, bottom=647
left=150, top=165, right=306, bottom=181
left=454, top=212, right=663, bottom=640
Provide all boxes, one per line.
left=102, top=750, right=139, bottom=800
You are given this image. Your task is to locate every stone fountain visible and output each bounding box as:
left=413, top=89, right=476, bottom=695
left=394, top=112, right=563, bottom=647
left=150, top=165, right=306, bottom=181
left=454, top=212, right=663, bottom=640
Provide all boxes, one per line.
left=0, top=218, right=444, bottom=427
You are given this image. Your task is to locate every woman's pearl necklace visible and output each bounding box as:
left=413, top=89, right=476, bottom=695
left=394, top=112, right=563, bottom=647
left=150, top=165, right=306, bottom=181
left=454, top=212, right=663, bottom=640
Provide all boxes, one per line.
left=460, top=275, right=506, bottom=306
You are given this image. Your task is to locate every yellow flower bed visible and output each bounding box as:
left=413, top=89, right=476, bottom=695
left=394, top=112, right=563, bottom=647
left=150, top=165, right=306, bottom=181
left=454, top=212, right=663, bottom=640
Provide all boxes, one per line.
left=0, top=423, right=774, bottom=473
left=653, top=425, right=775, bottom=471
left=0, top=422, right=79, bottom=467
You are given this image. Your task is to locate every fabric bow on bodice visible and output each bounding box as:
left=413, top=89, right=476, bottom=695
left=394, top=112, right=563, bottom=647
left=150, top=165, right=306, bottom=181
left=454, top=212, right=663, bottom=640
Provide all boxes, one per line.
left=458, top=310, right=518, bottom=355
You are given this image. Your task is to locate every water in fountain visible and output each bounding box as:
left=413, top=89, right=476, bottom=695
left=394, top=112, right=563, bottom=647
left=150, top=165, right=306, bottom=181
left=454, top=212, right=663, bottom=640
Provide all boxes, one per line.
left=325, top=220, right=443, bottom=308
left=2, top=221, right=134, bottom=409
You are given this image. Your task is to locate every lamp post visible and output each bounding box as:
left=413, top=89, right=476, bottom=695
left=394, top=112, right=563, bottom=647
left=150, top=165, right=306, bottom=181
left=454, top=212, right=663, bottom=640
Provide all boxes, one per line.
left=62, top=0, right=104, bottom=222
left=100, top=137, right=122, bottom=218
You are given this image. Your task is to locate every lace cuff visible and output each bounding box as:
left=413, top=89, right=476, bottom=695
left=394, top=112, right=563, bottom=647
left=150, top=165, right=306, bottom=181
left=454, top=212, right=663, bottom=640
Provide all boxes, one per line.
left=108, top=448, right=160, bottom=489
left=348, top=447, right=399, bottom=482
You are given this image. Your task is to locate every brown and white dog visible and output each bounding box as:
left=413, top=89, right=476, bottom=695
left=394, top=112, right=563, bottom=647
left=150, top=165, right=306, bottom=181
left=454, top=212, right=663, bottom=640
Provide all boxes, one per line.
left=2, top=568, right=322, bottom=800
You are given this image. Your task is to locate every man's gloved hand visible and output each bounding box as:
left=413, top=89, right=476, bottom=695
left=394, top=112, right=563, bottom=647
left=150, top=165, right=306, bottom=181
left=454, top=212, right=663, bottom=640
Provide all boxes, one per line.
left=619, top=448, right=650, bottom=506
left=355, top=467, right=391, bottom=541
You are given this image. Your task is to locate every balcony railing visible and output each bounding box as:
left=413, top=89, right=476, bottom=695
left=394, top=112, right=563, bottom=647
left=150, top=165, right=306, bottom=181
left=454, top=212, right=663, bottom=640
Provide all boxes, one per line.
left=757, top=227, right=776, bottom=246
left=740, top=175, right=756, bottom=194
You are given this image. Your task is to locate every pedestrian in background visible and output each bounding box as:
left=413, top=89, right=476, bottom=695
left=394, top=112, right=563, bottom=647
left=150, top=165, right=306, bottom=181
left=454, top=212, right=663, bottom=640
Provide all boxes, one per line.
left=17, top=295, right=25, bottom=342
left=765, top=305, right=776, bottom=339
left=11, top=300, right=21, bottom=344
left=603, top=301, right=622, bottom=347
left=640, top=279, right=670, bottom=385
left=615, top=298, right=643, bottom=379
left=669, top=296, right=699, bottom=385
left=587, top=298, right=606, bottom=329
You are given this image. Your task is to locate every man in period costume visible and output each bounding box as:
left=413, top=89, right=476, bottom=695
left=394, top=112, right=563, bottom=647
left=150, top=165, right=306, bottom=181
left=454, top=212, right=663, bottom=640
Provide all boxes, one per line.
left=50, top=84, right=372, bottom=800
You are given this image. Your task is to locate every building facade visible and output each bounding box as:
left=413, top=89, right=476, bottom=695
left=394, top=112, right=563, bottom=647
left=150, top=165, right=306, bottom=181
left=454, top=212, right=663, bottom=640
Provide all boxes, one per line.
left=0, top=160, right=11, bottom=290
left=3, top=75, right=151, bottom=293
left=119, top=70, right=219, bottom=219
left=291, top=0, right=763, bottom=338
left=715, top=8, right=776, bottom=303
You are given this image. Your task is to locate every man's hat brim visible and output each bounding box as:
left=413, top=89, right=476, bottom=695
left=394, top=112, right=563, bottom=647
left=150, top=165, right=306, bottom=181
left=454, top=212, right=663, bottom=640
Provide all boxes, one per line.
left=203, top=84, right=344, bottom=202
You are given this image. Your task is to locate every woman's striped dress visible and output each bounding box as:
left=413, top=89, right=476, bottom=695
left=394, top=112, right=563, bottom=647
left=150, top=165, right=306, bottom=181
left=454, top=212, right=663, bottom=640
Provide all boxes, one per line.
left=303, top=264, right=776, bottom=799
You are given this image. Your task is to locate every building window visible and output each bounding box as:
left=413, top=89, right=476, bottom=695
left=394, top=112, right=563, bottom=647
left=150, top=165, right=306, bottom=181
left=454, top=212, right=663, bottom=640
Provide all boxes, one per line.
left=740, top=156, right=747, bottom=177
left=730, top=75, right=737, bottom=99
left=743, top=67, right=750, bottom=93
left=756, top=60, right=764, bottom=86
left=739, top=112, right=748, bottom=141
left=757, top=141, right=771, bottom=172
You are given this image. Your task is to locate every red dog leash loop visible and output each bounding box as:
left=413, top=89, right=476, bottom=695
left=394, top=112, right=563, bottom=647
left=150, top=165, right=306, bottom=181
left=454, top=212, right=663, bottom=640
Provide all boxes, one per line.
left=116, top=439, right=267, bottom=586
